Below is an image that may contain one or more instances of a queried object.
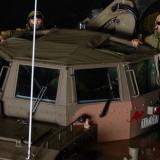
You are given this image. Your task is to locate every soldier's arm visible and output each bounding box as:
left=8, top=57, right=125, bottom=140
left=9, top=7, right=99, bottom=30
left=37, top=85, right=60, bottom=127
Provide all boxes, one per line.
left=131, top=33, right=143, bottom=48
left=0, top=35, right=4, bottom=43
left=0, top=30, right=15, bottom=43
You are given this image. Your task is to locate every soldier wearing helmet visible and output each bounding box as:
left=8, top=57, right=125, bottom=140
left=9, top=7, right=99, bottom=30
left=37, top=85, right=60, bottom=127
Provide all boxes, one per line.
left=26, top=10, right=44, bottom=30
left=0, top=10, right=45, bottom=42
left=132, top=13, right=160, bottom=50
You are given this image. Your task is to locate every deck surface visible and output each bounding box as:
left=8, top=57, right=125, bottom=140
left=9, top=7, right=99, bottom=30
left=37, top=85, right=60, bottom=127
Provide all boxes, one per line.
left=0, top=116, right=60, bottom=160
left=0, top=116, right=60, bottom=143
left=0, top=141, right=59, bottom=160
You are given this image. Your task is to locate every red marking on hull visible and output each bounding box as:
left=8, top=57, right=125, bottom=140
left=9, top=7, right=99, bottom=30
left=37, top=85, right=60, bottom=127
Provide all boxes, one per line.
left=128, top=111, right=144, bottom=123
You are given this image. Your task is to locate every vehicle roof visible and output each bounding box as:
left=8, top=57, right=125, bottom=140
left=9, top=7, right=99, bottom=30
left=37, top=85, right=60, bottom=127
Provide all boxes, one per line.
left=0, top=28, right=158, bottom=65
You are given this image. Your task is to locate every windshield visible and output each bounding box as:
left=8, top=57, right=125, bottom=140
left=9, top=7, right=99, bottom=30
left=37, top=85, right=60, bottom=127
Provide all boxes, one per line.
left=75, top=67, right=119, bottom=103
left=15, top=65, right=60, bottom=103
left=128, top=58, right=159, bottom=95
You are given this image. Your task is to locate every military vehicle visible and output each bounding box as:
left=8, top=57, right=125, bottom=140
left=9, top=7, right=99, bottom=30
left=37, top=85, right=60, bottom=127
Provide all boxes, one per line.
left=0, top=0, right=160, bottom=159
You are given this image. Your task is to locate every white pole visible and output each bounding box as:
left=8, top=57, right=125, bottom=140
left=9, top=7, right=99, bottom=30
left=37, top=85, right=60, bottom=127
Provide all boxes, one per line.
left=26, top=0, right=38, bottom=159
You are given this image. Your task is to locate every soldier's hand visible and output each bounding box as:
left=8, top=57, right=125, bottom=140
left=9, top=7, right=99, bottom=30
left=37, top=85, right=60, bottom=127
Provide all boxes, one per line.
left=0, top=35, right=4, bottom=43
left=131, top=39, right=143, bottom=48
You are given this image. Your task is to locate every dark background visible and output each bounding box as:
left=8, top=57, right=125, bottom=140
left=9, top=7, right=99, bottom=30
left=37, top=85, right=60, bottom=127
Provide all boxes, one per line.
left=0, top=0, right=112, bottom=30
left=0, top=0, right=158, bottom=30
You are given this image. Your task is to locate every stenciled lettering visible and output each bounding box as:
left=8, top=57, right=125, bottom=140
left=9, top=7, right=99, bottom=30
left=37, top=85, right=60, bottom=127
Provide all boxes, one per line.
left=141, top=115, right=159, bottom=129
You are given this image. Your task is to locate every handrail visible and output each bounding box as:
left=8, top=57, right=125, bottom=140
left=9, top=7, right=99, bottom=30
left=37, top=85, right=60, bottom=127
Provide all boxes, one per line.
left=127, top=69, right=140, bottom=97
left=48, top=116, right=81, bottom=142
left=0, top=66, right=9, bottom=90
left=33, top=114, right=91, bottom=158
left=48, top=114, right=91, bottom=142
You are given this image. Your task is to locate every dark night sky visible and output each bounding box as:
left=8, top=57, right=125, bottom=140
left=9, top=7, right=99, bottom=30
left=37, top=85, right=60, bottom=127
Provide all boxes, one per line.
left=0, top=0, right=159, bottom=30
left=0, top=0, right=112, bottom=30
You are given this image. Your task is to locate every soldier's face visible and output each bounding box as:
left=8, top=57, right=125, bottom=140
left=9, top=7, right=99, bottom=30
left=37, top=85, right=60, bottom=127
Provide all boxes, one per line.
left=29, top=18, right=43, bottom=29
left=156, top=21, right=160, bottom=32
left=156, top=16, right=160, bottom=32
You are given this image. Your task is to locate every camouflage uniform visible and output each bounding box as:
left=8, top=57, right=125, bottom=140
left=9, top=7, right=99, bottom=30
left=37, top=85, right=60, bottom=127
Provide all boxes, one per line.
left=144, top=30, right=160, bottom=86
left=145, top=30, right=160, bottom=50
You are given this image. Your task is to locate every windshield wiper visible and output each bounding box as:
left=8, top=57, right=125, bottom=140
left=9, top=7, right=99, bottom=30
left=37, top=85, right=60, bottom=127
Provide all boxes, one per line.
left=32, top=86, right=47, bottom=116
left=99, top=73, right=113, bottom=117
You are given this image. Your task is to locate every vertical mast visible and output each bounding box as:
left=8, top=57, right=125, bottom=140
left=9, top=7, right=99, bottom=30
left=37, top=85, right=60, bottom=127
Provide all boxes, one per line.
left=26, top=0, right=38, bottom=159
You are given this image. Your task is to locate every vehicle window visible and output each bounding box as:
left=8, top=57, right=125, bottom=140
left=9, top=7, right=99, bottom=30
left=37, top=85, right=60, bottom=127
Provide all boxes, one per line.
left=129, top=58, right=159, bottom=95
left=0, top=58, right=9, bottom=90
left=15, top=65, right=59, bottom=102
left=75, top=67, right=119, bottom=103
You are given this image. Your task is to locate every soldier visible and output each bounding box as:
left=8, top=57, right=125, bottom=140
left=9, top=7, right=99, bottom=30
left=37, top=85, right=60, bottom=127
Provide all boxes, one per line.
left=132, top=14, right=160, bottom=86
left=0, top=10, right=44, bottom=43
left=132, top=14, right=160, bottom=49
left=26, top=10, right=44, bottom=30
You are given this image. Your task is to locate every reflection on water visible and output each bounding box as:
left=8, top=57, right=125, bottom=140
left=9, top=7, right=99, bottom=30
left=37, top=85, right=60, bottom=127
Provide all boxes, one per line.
left=92, top=126, right=160, bottom=160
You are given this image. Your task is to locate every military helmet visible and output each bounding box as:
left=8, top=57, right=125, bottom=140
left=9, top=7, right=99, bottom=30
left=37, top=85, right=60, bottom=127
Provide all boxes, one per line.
left=27, top=10, right=44, bottom=20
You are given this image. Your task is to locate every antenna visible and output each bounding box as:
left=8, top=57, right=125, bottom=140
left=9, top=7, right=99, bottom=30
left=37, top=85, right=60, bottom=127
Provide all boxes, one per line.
left=26, top=0, right=38, bottom=159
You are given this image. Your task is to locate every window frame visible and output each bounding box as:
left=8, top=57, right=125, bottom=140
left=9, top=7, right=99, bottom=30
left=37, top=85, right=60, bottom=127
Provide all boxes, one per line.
left=15, top=64, right=60, bottom=103
left=74, top=65, right=120, bottom=104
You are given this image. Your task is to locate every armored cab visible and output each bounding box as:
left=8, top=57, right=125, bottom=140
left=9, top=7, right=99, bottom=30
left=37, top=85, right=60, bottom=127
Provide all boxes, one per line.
left=0, top=28, right=159, bottom=145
